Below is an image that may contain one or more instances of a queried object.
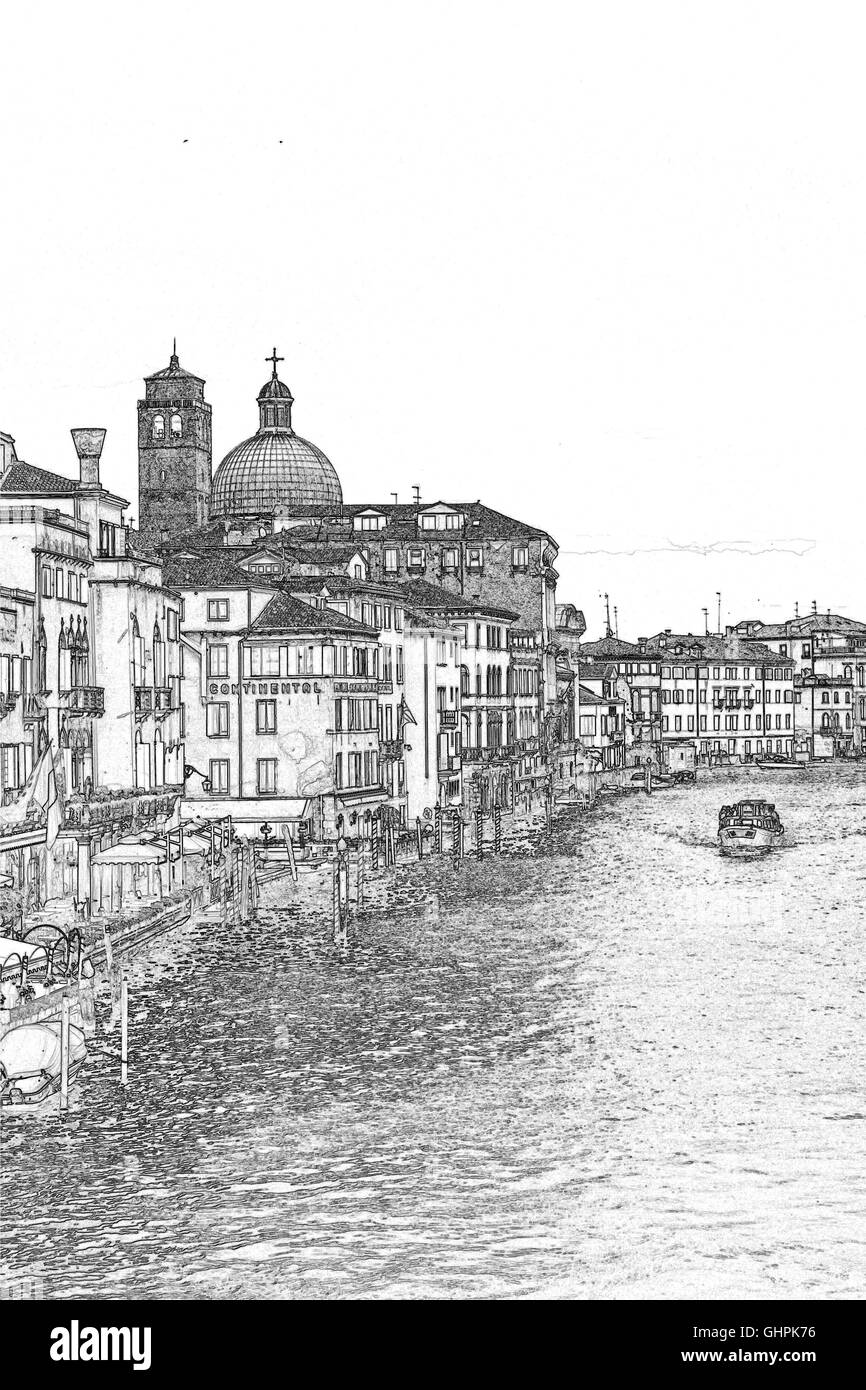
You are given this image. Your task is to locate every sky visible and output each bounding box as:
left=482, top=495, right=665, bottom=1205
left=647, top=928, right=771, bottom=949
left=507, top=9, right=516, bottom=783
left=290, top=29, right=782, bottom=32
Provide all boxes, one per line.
left=1, top=1, right=864, bottom=640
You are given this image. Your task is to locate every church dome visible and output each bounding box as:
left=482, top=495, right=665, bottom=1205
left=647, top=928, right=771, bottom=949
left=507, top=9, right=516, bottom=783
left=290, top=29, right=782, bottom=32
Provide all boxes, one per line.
left=210, top=351, right=342, bottom=518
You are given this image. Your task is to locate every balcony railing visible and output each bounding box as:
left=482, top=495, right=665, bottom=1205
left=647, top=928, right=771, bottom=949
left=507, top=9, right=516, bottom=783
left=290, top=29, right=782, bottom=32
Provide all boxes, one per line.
left=439, top=709, right=458, bottom=727
left=59, top=685, right=105, bottom=717
left=23, top=692, right=47, bottom=722
left=134, top=685, right=173, bottom=720
left=63, top=787, right=182, bottom=832
left=379, top=738, right=405, bottom=760
left=0, top=691, right=19, bottom=721
left=438, top=754, right=462, bottom=773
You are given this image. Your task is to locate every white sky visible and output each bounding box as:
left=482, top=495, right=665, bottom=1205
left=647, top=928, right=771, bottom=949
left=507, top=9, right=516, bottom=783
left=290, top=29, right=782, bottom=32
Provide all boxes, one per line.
left=1, top=1, right=863, bottom=640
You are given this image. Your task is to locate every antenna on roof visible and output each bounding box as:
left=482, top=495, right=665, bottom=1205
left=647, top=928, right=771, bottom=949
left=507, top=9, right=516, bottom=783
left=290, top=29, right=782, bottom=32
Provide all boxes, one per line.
left=716, top=591, right=722, bottom=635
left=794, top=600, right=799, bottom=619
left=412, top=485, right=420, bottom=506
left=702, top=606, right=709, bottom=636
left=613, top=605, right=619, bottom=639
left=812, top=599, right=817, bottom=615
left=600, top=592, right=612, bottom=639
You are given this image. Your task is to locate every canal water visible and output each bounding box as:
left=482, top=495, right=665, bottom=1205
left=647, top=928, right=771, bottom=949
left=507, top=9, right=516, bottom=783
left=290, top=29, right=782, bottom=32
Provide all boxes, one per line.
left=2, top=767, right=865, bottom=1300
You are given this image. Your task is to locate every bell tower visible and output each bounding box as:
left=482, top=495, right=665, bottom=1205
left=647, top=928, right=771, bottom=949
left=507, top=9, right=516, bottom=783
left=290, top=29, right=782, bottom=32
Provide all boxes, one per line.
left=138, top=343, right=212, bottom=544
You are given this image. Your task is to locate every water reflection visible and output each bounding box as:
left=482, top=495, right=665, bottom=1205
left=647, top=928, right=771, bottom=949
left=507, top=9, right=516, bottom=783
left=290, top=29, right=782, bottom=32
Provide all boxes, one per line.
left=2, top=767, right=865, bottom=1299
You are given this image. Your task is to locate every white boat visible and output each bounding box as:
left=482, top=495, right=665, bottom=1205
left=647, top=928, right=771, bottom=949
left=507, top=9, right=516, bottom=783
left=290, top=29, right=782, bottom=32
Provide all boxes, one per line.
left=718, top=800, right=784, bottom=855
left=0, top=1022, right=87, bottom=1105
left=755, top=759, right=805, bottom=771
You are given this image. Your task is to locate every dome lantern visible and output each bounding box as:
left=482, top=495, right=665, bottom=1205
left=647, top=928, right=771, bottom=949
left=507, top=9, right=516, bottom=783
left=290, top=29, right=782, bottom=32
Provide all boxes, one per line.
left=258, top=347, right=294, bottom=431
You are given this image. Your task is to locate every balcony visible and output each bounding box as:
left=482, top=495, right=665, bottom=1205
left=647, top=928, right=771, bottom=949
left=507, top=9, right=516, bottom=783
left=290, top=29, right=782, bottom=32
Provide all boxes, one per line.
left=0, top=690, right=19, bottom=721
left=379, top=738, right=405, bottom=760
left=438, top=754, right=462, bottom=774
left=439, top=709, right=459, bottom=727
left=134, top=685, right=173, bottom=721
left=63, top=787, right=182, bottom=833
left=23, top=692, right=47, bottom=723
left=59, top=685, right=105, bottom=717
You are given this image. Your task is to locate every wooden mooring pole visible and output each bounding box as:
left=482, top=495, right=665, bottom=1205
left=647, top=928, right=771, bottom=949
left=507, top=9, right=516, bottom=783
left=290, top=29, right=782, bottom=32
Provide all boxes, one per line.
left=59, top=992, right=70, bottom=1112
left=121, top=977, right=129, bottom=1086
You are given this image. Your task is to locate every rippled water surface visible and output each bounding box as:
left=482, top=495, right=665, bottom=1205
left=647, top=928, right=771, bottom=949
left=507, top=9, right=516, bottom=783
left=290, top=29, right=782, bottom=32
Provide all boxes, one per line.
left=2, top=767, right=866, bottom=1300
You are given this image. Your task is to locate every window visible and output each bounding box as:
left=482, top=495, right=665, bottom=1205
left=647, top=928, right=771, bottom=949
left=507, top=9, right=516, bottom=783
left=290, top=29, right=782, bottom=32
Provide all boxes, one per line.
left=248, top=645, right=280, bottom=676
left=407, top=547, right=425, bottom=570
left=257, top=758, right=277, bottom=794
left=41, top=567, right=53, bottom=597
left=208, top=644, right=228, bottom=678
left=209, top=759, right=230, bottom=794
left=442, top=548, right=459, bottom=571
left=579, top=715, right=596, bottom=736
left=256, top=699, right=276, bottom=734
left=467, top=547, right=483, bottom=570
left=208, top=599, right=229, bottom=622
left=152, top=414, right=165, bottom=440
left=384, top=547, right=399, bottom=573
left=206, top=702, right=229, bottom=737
left=355, top=513, right=385, bottom=531
left=512, top=545, right=529, bottom=570
left=170, top=413, right=182, bottom=438
left=167, top=609, right=178, bottom=641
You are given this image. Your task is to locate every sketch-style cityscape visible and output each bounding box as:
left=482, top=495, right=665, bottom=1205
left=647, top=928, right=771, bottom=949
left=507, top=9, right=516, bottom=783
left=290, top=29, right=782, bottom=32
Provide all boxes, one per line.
left=2, top=343, right=864, bottom=1301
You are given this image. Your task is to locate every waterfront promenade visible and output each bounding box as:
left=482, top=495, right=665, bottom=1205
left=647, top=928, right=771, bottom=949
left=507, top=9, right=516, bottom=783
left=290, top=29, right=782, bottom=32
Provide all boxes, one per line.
left=2, top=765, right=864, bottom=1300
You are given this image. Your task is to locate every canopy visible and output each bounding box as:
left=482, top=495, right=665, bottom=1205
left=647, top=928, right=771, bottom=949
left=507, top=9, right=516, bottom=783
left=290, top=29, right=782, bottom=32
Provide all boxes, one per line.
left=92, top=840, right=164, bottom=866
left=0, top=936, right=51, bottom=966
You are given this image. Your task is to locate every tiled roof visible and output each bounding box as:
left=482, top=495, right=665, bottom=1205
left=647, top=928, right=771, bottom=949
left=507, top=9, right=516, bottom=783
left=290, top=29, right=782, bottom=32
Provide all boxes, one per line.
left=0, top=460, right=78, bottom=495
left=750, top=614, right=866, bottom=638
left=162, top=554, right=264, bottom=589
left=246, top=591, right=376, bottom=636
left=648, top=632, right=794, bottom=666
left=395, top=577, right=517, bottom=622
left=578, top=637, right=663, bottom=661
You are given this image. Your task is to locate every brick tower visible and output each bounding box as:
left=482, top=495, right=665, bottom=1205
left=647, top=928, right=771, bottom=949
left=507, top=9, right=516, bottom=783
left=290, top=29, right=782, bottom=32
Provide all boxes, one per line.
left=138, top=344, right=212, bottom=542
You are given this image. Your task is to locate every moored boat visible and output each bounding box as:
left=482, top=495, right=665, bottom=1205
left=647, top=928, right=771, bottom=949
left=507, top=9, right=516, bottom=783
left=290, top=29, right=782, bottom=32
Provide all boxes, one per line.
left=0, top=1022, right=87, bottom=1105
left=756, top=758, right=805, bottom=771
left=718, top=800, right=784, bottom=855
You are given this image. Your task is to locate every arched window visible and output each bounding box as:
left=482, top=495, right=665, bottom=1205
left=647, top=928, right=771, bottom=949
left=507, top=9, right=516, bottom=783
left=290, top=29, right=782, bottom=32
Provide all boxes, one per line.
left=131, top=614, right=143, bottom=687
left=153, top=621, right=165, bottom=688
left=170, top=413, right=182, bottom=438
left=152, top=414, right=165, bottom=440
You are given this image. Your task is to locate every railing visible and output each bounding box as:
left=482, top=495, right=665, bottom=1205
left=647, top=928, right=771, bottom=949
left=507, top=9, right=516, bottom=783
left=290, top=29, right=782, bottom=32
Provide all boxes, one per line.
left=59, top=685, right=105, bottom=716
left=62, top=787, right=181, bottom=832
left=0, top=690, right=19, bottom=721
left=379, top=738, right=405, bottom=759
left=22, top=692, right=47, bottom=721
left=439, top=709, right=458, bottom=727
left=134, top=685, right=172, bottom=718
left=438, top=754, right=462, bottom=772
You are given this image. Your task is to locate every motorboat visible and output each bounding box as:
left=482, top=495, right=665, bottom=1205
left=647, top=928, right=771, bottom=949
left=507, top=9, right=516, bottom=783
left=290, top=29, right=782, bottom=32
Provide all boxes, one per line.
left=718, top=800, right=784, bottom=855
left=756, top=758, right=805, bottom=771
left=0, top=1021, right=87, bottom=1105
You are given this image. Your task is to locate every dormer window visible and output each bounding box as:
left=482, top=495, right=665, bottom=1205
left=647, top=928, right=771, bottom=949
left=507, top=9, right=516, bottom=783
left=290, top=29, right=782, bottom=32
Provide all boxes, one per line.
left=152, top=414, right=165, bottom=440
left=354, top=512, right=386, bottom=532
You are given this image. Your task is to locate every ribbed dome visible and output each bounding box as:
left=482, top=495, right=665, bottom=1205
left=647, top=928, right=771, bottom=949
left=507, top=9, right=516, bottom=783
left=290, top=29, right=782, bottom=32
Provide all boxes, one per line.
left=211, top=430, right=342, bottom=516
left=258, top=375, right=293, bottom=400
left=210, top=353, right=343, bottom=518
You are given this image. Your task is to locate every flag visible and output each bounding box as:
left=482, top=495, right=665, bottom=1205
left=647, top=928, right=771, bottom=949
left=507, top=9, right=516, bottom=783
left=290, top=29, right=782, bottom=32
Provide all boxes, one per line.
left=398, top=695, right=418, bottom=728
left=0, top=745, right=49, bottom=829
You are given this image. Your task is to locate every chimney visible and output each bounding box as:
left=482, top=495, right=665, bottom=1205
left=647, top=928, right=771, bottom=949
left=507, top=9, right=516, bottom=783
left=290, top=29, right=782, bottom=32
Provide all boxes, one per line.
left=812, top=599, right=817, bottom=616
left=71, top=428, right=106, bottom=490
left=637, top=637, right=647, bottom=652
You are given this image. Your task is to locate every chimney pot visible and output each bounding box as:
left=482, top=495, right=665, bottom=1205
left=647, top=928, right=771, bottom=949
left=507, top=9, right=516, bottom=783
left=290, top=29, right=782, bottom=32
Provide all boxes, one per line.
left=70, top=428, right=106, bottom=489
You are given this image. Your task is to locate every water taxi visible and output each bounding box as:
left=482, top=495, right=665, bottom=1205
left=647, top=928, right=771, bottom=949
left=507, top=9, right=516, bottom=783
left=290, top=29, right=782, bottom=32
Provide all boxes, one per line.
left=718, top=800, right=784, bottom=855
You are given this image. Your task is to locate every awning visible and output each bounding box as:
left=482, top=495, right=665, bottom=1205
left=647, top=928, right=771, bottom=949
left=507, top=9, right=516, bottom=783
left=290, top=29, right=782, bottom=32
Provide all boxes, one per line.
left=0, top=936, right=51, bottom=966
left=92, top=840, right=165, bottom=866
left=180, top=798, right=313, bottom=839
